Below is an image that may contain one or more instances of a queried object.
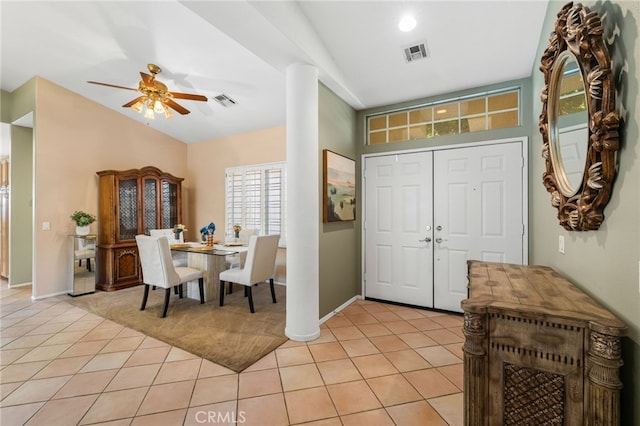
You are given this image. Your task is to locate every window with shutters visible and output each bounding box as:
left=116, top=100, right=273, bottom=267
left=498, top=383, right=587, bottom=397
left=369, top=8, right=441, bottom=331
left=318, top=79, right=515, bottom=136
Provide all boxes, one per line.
left=225, top=162, right=286, bottom=246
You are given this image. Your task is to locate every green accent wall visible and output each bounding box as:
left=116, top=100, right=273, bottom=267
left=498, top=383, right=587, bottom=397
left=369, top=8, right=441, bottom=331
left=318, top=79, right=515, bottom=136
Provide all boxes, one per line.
left=530, top=1, right=639, bottom=422
left=10, top=125, right=33, bottom=286
left=318, top=83, right=358, bottom=317
left=1, top=78, right=36, bottom=287
left=350, top=1, right=639, bottom=420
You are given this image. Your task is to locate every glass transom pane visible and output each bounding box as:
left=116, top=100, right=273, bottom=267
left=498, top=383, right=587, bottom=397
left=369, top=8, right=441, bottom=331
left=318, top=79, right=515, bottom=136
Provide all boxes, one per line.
left=488, top=92, right=518, bottom=111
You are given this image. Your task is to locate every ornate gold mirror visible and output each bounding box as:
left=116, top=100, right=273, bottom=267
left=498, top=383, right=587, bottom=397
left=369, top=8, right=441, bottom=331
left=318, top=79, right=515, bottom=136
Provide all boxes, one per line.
left=539, top=2, right=620, bottom=231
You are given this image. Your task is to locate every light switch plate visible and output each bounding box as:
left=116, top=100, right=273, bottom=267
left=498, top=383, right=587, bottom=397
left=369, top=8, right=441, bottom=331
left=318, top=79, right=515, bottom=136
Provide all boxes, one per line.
left=42, top=222, right=50, bottom=231
left=558, top=235, right=565, bottom=254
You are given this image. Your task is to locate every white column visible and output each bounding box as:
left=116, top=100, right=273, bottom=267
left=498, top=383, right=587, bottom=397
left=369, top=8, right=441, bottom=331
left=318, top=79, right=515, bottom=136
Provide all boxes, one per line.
left=285, top=63, right=320, bottom=341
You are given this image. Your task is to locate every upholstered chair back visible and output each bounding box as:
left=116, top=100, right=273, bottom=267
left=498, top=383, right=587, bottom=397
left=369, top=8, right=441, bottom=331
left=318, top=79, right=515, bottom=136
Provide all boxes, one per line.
left=135, top=235, right=180, bottom=289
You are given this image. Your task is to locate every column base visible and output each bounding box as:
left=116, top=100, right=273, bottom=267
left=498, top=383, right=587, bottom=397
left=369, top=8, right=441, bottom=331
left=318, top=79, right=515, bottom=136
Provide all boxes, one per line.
left=285, top=327, right=321, bottom=342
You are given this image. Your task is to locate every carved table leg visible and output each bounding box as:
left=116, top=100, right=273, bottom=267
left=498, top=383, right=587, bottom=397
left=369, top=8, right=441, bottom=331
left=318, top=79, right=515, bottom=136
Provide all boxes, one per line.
left=463, top=311, right=488, bottom=426
left=586, top=330, right=623, bottom=426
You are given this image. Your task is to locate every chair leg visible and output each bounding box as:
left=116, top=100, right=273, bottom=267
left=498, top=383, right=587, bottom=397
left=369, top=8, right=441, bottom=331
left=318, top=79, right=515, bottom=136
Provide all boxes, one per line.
left=219, top=280, right=225, bottom=306
left=140, top=284, right=150, bottom=311
left=244, top=286, right=248, bottom=297
left=199, top=278, right=204, bottom=304
left=228, top=283, right=233, bottom=294
left=174, top=287, right=179, bottom=295
left=247, top=286, right=255, bottom=313
left=161, top=288, right=171, bottom=318
left=270, top=278, right=277, bottom=303
left=178, top=284, right=184, bottom=299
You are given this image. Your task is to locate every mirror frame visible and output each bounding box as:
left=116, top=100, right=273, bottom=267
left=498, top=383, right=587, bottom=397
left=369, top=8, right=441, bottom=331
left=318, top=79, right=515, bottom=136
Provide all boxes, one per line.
left=539, top=2, right=620, bottom=231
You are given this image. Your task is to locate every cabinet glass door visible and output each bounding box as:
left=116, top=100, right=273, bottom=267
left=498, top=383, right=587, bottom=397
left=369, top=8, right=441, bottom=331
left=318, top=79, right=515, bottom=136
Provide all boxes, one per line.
left=118, top=178, right=138, bottom=240
left=161, top=180, right=179, bottom=228
left=143, top=178, right=158, bottom=234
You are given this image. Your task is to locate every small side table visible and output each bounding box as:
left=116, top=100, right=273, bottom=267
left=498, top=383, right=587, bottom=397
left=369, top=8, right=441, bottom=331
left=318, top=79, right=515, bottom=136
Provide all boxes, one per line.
left=68, top=234, right=97, bottom=296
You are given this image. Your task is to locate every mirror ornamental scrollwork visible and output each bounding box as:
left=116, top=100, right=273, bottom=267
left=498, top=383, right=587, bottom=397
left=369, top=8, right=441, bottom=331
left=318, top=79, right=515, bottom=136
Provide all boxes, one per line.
left=539, top=2, right=620, bottom=231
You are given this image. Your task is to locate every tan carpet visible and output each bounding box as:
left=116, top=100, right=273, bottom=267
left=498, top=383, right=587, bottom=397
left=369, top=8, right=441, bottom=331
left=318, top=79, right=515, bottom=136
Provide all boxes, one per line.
left=67, top=283, right=287, bottom=372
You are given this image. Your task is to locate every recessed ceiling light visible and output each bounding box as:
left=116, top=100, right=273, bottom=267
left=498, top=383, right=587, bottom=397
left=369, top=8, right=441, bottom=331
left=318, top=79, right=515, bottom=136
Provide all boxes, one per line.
left=399, top=15, right=417, bottom=32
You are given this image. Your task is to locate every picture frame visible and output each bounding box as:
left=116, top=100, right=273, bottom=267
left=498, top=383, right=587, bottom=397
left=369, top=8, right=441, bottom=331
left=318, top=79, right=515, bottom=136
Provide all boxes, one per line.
left=323, top=149, right=356, bottom=222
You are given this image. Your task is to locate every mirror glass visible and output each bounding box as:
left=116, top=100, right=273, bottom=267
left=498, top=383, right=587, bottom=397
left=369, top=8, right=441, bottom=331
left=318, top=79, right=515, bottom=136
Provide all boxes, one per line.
left=549, top=51, right=589, bottom=197
left=70, top=235, right=96, bottom=296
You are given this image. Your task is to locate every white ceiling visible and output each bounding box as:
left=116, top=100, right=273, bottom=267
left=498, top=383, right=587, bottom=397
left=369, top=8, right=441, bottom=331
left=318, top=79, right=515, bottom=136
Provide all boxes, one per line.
left=1, top=1, right=549, bottom=144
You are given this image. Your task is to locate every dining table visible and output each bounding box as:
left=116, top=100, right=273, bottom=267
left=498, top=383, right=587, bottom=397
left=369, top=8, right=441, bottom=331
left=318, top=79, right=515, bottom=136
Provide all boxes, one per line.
left=170, top=242, right=248, bottom=302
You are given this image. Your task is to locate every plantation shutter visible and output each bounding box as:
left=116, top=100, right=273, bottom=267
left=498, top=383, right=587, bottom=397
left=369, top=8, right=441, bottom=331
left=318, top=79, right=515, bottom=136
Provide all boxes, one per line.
left=225, top=162, right=286, bottom=245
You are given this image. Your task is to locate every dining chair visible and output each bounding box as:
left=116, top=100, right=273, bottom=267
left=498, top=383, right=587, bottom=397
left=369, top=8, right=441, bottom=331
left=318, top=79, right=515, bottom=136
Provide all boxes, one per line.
left=135, top=235, right=205, bottom=318
left=238, top=228, right=258, bottom=245
left=149, top=228, right=187, bottom=267
left=225, top=228, right=257, bottom=269
left=219, top=234, right=279, bottom=313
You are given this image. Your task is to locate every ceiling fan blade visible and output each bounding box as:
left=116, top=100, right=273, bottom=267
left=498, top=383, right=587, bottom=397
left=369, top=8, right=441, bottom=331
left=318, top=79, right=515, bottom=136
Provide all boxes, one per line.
left=165, top=99, right=191, bottom=115
left=170, top=92, right=208, bottom=102
left=87, top=81, right=138, bottom=91
left=122, top=96, right=145, bottom=108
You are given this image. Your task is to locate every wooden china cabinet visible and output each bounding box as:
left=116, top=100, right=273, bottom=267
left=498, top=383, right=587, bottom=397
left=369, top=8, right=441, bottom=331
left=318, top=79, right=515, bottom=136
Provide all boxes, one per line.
left=96, top=166, right=183, bottom=291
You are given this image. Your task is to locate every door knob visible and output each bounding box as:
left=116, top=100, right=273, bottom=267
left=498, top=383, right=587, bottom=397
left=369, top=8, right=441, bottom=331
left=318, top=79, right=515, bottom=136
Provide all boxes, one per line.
left=419, top=237, right=432, bottom=243
left=436, top=225, right=443, bottom=231
left=436, top=237, right=447, bottom=243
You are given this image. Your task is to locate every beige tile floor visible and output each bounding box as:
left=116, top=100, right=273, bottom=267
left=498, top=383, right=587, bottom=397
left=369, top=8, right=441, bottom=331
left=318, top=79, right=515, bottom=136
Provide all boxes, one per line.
left=0, top=282, right=463, bottom=425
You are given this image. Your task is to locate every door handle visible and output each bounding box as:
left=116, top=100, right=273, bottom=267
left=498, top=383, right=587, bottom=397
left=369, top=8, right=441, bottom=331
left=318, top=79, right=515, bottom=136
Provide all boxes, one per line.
left=435, top=237, right=447, bottom=243
left=419, top=237, right=432, bottom=243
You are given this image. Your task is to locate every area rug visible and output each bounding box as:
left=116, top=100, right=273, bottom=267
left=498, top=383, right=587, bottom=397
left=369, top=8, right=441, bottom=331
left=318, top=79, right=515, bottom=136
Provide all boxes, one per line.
left=67, top=283, right=287, bottom=372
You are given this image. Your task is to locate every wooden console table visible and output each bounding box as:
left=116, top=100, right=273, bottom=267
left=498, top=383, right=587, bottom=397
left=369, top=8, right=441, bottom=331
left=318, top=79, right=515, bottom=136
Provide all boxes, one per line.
left=461, top=261, right=626, bottom=426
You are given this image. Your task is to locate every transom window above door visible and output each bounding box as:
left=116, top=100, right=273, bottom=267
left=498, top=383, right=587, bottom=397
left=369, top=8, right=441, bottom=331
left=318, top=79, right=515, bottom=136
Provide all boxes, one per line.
left=367, top=88, right=520, bottom=145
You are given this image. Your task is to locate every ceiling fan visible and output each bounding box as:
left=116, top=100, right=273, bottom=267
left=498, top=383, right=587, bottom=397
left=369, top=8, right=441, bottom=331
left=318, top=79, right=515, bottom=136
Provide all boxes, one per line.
left=87, top=64, right=208, bottom=119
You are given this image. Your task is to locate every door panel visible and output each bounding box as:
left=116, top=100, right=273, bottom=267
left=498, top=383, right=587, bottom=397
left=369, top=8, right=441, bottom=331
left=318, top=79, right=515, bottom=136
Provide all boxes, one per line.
left=433, top=142, right=524, bottom=312
left=364, top=152, right=434, bottom=307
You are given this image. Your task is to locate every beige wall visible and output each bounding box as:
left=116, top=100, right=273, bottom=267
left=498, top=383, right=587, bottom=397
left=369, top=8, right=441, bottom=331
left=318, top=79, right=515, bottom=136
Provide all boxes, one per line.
left=4, top=77, right=288, bottom=295
left=185, top=125, right=285, bottom=240
left=32, top=78, right=188, bottom=297
left=530, top=1, right=639, bottom=421
left=186, top=125, right=286, bottom=282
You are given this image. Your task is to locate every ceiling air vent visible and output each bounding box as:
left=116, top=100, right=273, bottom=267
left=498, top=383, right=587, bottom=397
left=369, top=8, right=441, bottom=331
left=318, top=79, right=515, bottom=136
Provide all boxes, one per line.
left=403, top=42, right=430, bottom=63
left=213, top=94, right=237, bottom=107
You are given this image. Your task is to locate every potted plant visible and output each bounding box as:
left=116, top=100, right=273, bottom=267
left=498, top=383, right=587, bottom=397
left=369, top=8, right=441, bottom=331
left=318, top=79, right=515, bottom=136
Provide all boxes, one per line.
left=70, top=210, right=96, bottom=235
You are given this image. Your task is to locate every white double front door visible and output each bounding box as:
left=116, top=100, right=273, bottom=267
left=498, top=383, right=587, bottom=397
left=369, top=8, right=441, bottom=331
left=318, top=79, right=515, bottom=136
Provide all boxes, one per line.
left=363, top=140, right=526, bottom=312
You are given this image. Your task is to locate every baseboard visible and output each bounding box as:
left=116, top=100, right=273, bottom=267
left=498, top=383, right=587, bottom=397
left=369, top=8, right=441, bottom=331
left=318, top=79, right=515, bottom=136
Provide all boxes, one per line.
left=319, top=294, right=362, bottom=324
left=7, top=282, right=31, bottom=289
left=32, top=290, right=69, bottom=301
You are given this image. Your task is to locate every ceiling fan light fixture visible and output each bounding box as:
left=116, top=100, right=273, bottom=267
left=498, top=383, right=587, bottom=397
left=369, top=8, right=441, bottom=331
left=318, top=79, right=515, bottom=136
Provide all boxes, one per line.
left=164, top=107, right=174, bottom=119
left=144, top=108, right=155, bottom=120
left=153, top=99, right=165, bottom=114
left=131, top=100, right=144, bottom=113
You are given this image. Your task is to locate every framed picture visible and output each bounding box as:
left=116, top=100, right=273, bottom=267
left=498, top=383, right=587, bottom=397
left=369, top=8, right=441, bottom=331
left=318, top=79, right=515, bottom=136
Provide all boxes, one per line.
left=323, top=149, right=356, bottom=222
